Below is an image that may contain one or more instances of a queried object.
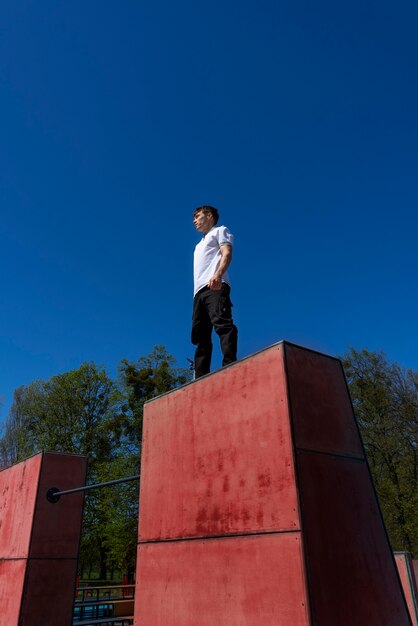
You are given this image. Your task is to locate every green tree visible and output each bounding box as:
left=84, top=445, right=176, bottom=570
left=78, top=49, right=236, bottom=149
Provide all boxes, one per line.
left=0, top=347, right=192, bottom=579
left=0, top=363, right=119, bottom=579
left=342, top=348, right=418, bottom=554
left=0, top=384, right=42, bottom=467
left=95, top=455, right=139, bottom=580
left=0, top=363, right=117, bottom=467
left=112, top=344, right=191, bottom=450
left=99, top=345, right=192, bottom=578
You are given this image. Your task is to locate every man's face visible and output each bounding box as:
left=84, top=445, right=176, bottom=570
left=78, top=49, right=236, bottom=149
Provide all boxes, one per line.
left=193, top=210, right=214, bottom=234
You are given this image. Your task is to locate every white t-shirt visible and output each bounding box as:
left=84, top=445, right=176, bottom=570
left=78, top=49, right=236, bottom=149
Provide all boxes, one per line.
left=193, top=225, right=234, bottom=296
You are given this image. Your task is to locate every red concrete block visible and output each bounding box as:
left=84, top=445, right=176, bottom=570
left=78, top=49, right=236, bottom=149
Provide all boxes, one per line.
left=30, top=452, right=86, bottom=558
left=139, top=345, right=299, bottom=541
left=284, top=343, right=364, bottom=456
left=135, top=533, right=310, bottom=626
left=136, top=342, right=412, bottom=626
left=0, top=454, right=42, bottom=558
left=0, top=452, right=87, bottom=626
left=0, top=560, right=26, bottom=625
left=297, top=451, right=410, bottom=626
left=20, top=559, right=80, bottom=626
left=395, top=553, right=418, bottom=625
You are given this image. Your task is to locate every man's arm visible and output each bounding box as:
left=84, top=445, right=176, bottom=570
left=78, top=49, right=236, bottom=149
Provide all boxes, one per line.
left=208, top=244, right=233, bottom=291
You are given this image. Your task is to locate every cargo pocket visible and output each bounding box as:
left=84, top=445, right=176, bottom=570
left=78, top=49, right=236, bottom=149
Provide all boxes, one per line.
left=218, top=290, right=232, bottom=321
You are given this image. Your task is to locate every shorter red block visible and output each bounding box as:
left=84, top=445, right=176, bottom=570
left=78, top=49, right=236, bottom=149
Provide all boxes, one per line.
left=0, top=452, right=87, bottom=626
left=30, top=452, right=87, bottom=558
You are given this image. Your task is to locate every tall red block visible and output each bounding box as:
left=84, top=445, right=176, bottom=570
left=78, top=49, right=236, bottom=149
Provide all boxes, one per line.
left=135, top=342, right=412, bottom=626
left=0, top=452, right=87, bottom=626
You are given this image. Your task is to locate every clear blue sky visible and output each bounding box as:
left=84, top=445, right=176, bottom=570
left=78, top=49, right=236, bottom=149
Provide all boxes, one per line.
left=1, top=0, right=417, bottom=421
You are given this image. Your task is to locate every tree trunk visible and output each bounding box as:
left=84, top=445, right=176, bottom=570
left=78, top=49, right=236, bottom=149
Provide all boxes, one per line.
left=99, top=544, right=108, bottom=581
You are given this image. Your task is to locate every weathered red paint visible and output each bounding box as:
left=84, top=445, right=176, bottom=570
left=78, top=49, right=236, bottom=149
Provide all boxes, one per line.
left=0, top=452, right=87, bottom=626
left=395, top=553, right=418, bottom=625
left=0, top=453, right=42, bottom=558
left=139, top=345, right=299, bottom=541
left=0, top=560, right=26, bottom=625
left=136, top=533, right=310, bottom=626
left=135, top=342, right=412, bottom=626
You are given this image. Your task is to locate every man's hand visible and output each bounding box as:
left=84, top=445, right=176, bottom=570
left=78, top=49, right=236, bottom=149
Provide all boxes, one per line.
left=208, top=275, right=222, bottom=291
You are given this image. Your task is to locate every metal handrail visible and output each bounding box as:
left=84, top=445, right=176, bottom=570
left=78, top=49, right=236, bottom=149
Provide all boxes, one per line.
left=47, top=475, right=140, bottom=503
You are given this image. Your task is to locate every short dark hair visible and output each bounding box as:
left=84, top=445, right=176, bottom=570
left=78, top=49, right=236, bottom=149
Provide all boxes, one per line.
left=193, top=205, right=219, bottom=225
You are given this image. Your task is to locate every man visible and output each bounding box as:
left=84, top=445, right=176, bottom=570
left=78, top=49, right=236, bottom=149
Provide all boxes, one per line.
left=192, top=205, right=238, bottom=378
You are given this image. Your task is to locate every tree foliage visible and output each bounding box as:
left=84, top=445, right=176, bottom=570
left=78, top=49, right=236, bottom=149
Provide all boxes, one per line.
left=0, top=384, right=41, bottom=466
left=112, top=344, right=191, bottom=449
left=97, top=345, right=191, bottom=577
left=342, top=347, right=418, bottom=554
left=0, top=363, right=117, bottom=466
left=0, top=346, right=191, bottom=578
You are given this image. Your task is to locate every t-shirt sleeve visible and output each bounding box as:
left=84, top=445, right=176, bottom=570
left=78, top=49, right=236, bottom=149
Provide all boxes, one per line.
left=217, top=226, right=234, bottom=247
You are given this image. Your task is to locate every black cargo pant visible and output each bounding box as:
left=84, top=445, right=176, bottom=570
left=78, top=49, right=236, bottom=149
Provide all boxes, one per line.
left=191, top=283, right=238, bottom=378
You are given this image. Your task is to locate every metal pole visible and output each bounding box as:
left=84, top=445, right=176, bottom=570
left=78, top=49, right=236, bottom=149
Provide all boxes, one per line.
left=46, top=474, right=140, bottom=503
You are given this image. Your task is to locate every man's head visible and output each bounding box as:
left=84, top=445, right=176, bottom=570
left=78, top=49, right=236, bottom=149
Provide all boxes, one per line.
left=193, top=205, right=219, bottom=234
